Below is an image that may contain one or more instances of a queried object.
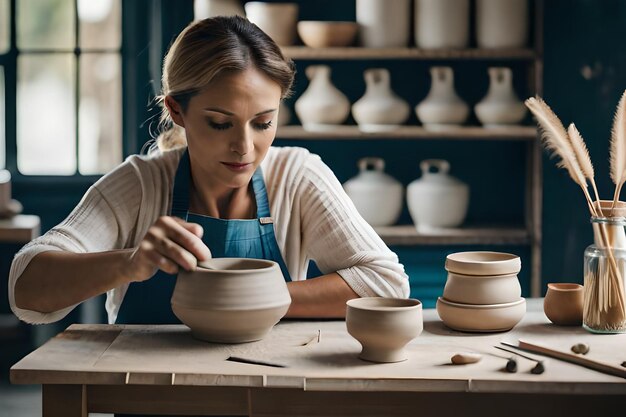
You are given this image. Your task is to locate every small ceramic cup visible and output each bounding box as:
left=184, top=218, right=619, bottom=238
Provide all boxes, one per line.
left=543, top=283, right=584, bottom=326
left=346, top=297, right=423, bottom=363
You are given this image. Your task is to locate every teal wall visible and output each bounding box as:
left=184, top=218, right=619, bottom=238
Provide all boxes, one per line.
left=5, top=0, right=626, bottom=319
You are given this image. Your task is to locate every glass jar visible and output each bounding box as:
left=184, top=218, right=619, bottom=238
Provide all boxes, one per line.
left=583, top=216, right=626, bottom=333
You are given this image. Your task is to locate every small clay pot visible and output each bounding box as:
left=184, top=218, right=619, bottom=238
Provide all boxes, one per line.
left=543, top=283, right=584, bottom=326
left=346, top=297, right=423, bottom=363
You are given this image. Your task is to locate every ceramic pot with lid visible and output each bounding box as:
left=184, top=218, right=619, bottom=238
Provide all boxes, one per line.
left=343, top=158, right=404, bottom=227
left=407, top=159, right=469, bottom=232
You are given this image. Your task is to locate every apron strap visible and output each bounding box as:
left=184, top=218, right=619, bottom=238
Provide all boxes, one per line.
left=251, top=167, right=272, bottom=220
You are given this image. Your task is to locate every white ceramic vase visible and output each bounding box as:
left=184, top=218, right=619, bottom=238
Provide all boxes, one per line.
left=343, top=158, right=403, bottom=227
left=476, top=0, right=529, bottom=49
left=244, top=2, right=299, bottom=46
left=352, top=68, right=410, bottom=132
left=194, top=0, right=244, bottom=19
left=416, top=66, right=469, bottom=130
left=356, top=0, right=410, bottom=47
left=475, top=67, right=527, bottom=127
left=407, top=159, right=469, bottom=232
left=294, top=65, right=350, bottom=131
left=415, top=0, right=469, bottom=49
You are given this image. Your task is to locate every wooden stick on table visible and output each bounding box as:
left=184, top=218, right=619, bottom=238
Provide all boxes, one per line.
left=517, top=339, right=626, bottom=379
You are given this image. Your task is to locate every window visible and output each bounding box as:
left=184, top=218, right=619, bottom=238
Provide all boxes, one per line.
left=1, top=0, right=122, bottom=176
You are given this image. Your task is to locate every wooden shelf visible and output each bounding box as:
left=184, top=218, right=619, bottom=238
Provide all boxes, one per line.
left=281, top=46, right=536, bottom=60
left=276, top=125, right=537, bottom=140
left=374, top=225, right=529, bottom=246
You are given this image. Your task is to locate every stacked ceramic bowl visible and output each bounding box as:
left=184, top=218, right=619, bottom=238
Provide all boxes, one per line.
left=436, top=251, right=526, bottom=332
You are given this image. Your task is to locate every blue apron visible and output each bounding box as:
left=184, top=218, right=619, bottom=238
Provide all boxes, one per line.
left=116, top=149, right=292, bottom=324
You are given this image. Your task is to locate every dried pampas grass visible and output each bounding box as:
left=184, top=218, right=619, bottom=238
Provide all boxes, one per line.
left=526, top=92, right=626, bottom=331
left=610, top=90, right=626, bottom=213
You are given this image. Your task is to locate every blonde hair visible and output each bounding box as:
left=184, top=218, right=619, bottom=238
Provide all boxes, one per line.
left=154, top=16, right=295, bottom=151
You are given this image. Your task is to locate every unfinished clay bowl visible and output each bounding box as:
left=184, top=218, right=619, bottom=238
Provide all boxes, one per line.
left=297, top=21, right=358, bottom=48
left=172, top=258, right=291, bottom=343
left=544, top=283, right=584, bottom=326
left=445, top=251, right=521, bottom=276
left=346, top=297, right=423, bottom=363
left=436, top=297, right=526, bottom=332
left=443, top=271, right=521, bottom=305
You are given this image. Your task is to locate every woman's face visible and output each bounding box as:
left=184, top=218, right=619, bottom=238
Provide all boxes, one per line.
left=167, top=66, right=282, bottom=191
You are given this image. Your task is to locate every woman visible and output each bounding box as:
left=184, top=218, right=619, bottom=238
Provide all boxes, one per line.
left=9, top=16, right=409, bottom=326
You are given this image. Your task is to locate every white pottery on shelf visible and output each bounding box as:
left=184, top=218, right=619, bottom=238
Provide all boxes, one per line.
left=407, top=159, right=469, bottom=232
left=476, top=0, right=529, bottom=49
left=346, top=297, right=423, bottom=363
left=415, top=0, right=469, bottom=49
left=356, top=0, right=410, bottom=47
left=343, top=158, right=403, bottom=227
left=474, top=67, right=527, bottom=127
left=416, top=66, right=469, bottom=130
left=351, top=68, right=410, bottom=132
left=172, top=258, right=291, bottom=343
left=294, top=65, right=350, bottom=131
left=194, top=0, right=244, bottom=19
left=0, top=169, right=22, bottom=218
left=244, top=2, right=299, bottom=46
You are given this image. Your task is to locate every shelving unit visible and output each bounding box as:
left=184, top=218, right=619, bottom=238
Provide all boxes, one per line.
left=281, top=46, right=536, bottom=61
left=373, top=225, right=529, bottom=246
left=276, top=125, right=537, bottom=140
left=277, top=1, right=544, bottom=297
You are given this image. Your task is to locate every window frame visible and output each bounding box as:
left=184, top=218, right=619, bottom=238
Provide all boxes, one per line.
left=2, top=0, right=193, bottom=188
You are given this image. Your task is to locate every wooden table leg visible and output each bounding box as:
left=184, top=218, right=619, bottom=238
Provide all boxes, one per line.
left=43, top=385, right=87, bottom=417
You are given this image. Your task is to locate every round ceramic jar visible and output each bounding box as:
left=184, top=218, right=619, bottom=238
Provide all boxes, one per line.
left=343, top=158, right=403, bottom=227
left=406, top=159, right=468, bottom=232
left=443, top=271, right=521, bottom=305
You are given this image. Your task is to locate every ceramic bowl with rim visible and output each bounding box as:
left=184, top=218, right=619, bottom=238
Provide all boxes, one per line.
left=346, top=297, right=423, bottom=363
left=543, top=283, right=584, bottom=326
left=445, top=251, right=521, bottom=276
left=436, top=297, right=526, bottom=332
left=443, top=271, right=521, bottom=305
left=172, top=258, right=291, bottom=343
left=297, top=21, right=359, bottom=48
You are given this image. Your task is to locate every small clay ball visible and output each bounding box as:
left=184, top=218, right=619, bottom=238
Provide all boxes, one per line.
left=451, top=353, right=482, bottom=365
left=571, top=343, right=590, bottom=355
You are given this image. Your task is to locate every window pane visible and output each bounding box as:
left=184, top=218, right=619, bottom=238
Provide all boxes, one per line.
left=17, top=0, right=75, bottom=50
left=18, top=54, right=76, bottom=175
left=0, top=67, right=4, bottom=168
left=79, top=53, right=121, bottom=175
left=0, top=0, right=9, bottom=53
left=79, top=0, right=121, bottom=50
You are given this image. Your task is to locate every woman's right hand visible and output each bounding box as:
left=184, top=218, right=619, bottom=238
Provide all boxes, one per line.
left=125, top=216, right=212, bottom=282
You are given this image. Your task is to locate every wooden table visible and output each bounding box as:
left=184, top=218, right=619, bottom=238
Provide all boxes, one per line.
left=10, top=299, right=626, bottom=417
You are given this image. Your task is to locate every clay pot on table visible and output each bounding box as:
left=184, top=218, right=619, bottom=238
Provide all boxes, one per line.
left=544, top=283, right=584, bottom=326
left=172, top=258, right=291, bottom=343
left=346, top=297, right=423, bottom=363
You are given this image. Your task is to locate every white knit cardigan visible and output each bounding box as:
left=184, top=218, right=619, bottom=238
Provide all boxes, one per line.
left=9, top=146, right=410, bottom=324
